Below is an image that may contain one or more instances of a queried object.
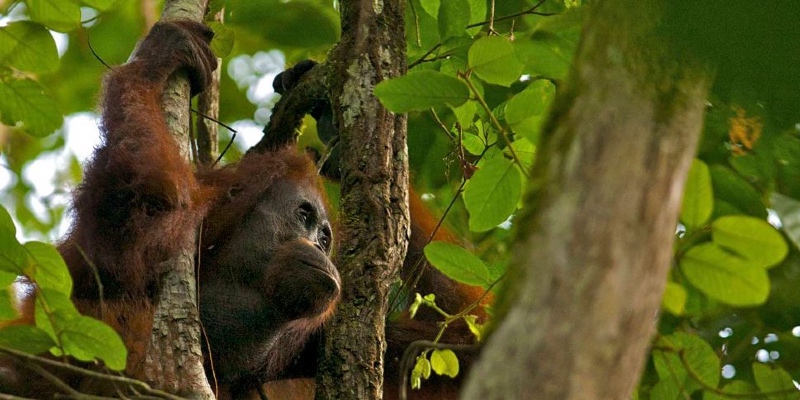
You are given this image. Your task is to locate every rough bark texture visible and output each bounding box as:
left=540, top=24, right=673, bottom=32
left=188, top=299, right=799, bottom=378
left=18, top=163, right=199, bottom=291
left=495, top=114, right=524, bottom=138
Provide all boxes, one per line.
left=462, top=1, right=711, bottom=399
left=144, top=0, right=214, bottom=398
left=314, top=0, right=409, bottom=399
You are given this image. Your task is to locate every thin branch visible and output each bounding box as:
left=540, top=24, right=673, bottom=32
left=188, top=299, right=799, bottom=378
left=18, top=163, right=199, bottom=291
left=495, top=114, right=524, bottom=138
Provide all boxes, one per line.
left=466, top=0, right=554, bottom=29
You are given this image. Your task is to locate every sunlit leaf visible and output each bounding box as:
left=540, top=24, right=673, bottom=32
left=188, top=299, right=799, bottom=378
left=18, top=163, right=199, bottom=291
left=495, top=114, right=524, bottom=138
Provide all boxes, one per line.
left=679, top=243, right=769, bottom=306
left=0, top=22, right=59, bottom=73
left=424, top=241, right=491, bottom=287
left=661, top=282, right=686, bottom=316
left=712, top=215, right=788, bottom=268
left=25, top=0, right=82, bottom=32
left=463, top=152, right=522, bottom=232
left=375, top=71, right=469, bottom=112
left=438, top=0, right=469, bottom=40
left=504, top=80, right=554, bottom=144
left=680, top=159, right=713, bottom=230
left=430, top=349, right=459, bottom=378
left=61, top=316, right=128, bottom=371
left=0, top=77, right=63, bottom=137
left=468, top=36, right=523, bottom=86
left=24, top=241, right=72, bottom=296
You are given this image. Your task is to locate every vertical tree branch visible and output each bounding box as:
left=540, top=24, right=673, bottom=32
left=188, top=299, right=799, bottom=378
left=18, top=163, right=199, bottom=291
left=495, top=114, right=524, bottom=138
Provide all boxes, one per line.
left=144, top=0, right=214, bottom=397
left=462, top=1, right=712, bottom=399
left=315, top=0, right=409, bottom=398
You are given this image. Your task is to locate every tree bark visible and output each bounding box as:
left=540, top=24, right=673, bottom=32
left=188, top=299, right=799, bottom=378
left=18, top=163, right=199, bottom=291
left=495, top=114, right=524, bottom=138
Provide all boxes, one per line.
left=144, top=0, right=214, bottom=398
left=314, top=0, right=409, bottom=399
left=462, top=1, right=711, bottom=399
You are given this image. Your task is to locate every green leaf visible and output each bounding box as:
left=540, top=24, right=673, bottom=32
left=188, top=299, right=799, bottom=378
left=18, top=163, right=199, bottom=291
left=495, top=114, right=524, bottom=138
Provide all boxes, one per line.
left=0, top=22, right=60, bottom=73
left=463, top=152, right=523, bottom=232
left=712, top=216, right=788, bottom=267
left=504, top=80, right=555, bottom=143
left=430, top=349, right=459, bottom=378
left=463, top=315, right=483, bottom=341
left=452, top=100, right=477, bottom=129
left=208, top=21, right=234, bottom=58
left=424, top=241, right=491, bottom=287
left=468, top=36, right=523, bottom=87
left=0, top=207, right=27, bottom=278
left=438, top=0, right=469, bottom=41
left=772, top=193, right=800, bottom=250
left=80, top=0, right=117, bottom=11
left=0, top=288, right=18, bottom=321
left=752, top=363, right=797, bottom=400
left=24, top=241, right=72, bottom=296
left=25, top=0, right=82, bottom=32
left=680, top=159, right=714, bottom=230
left=419, top=0, right=439, bottom=18
left=709, top=165, right=766, bottom=218
left=465, top=0, right=487, bottom=36
left=650, top=379, right=681, bottom=400
left=411, top=354, right=432, bottom=389
left=0, top=325, right=56, bottom=354
left=679, top=243, right=769, bottom=306
left=61, top=316, right=128, bottom=371
left=503, top=139, right=536, bottom=175
left=515, top=33, right=574, bottom=81
left=654, top=333, right=720, bottom=394
left=228, top=0, right=339, bottom=48
left=375, top=71, right=469, bottom=112
left=34, top=288, right=80, bottom=341
left=704, top=381, right=759, bottom=400
left=661, top=282, right=686, bottom=316
left=0, top=77, right=63, bottom=137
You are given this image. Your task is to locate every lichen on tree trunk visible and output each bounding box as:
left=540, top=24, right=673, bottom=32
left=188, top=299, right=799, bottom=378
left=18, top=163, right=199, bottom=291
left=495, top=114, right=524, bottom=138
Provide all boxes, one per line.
left=462, top=1, right=712, bottom=399
left=314, top=0, right=409, bottom=399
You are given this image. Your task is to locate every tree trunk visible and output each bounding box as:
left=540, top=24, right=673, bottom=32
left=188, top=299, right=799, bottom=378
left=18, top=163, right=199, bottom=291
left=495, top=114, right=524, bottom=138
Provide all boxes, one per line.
left=144, top=0, right=214, bottom=398
left=462, top=1, right=711, bottom=399
left=314, top=0, right=409, bottom=398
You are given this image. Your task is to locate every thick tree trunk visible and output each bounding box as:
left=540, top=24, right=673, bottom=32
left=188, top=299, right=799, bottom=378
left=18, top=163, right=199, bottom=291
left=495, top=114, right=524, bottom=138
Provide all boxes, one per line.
left=462, top=1, right=711, bottom=399
left=314, top=0, right=409, bottom=399
left=144, top=0, right=214, bottom=397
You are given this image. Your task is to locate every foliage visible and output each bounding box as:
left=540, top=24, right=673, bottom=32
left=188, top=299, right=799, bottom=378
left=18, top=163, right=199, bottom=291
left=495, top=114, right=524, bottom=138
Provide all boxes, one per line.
left=0, top=206, right=127, bottom=370
left=1, top=0, right=800, bottom=398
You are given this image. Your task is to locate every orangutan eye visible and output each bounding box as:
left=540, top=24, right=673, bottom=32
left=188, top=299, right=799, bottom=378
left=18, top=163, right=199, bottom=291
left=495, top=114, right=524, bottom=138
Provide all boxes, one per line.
left=297, top=202, right=314, bottom=225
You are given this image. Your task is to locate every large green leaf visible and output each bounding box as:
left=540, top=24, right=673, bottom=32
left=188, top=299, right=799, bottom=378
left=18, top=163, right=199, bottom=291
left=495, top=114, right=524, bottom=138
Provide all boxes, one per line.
left=752, top=363, right=797, bottom=400
left=0, top=325, right=56, bottom=354
left=680, top=159, right=713, bottom=230
left=423, top=241, right=491, bottom=287
left=24, top=241, right=72, bottom=296
left=25, top=0, right=82, bottom=32
left=709, top=165, right=767, bottom=218
left=661, top=281, right=686, bottom=316
left=504, top=80, right=555, bottom=144
left=61, top=316, right=128, bottom=371
left=438, top=0, right=469, bottom=41
left=0, top=207, right=27, bottom=278
left=653, top=332, right=720, bottom=394
left=712, top=215, right=788, bottom=268
left=0, top=22, right=59, bottom=73
left=430, top=349, right=459, bottom=378
left=375, top=71, right=469, bottom=112
left=704, top=381, right=759, bottom=400
left=679, top=243, right=769, bottom=306
left=468, top=36, right=523, bottom=87
left=463, top=152, right=523, bottom=232
left=0, top=77, right=63, bottom=137
left=80, top=0, right=116, bottom=11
